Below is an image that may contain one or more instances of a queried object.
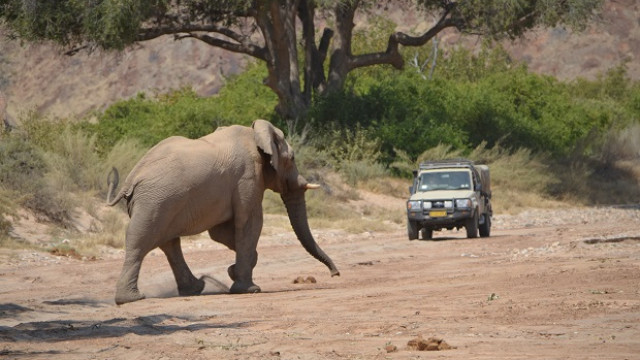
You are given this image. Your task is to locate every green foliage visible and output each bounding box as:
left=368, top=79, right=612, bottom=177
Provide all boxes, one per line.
left=417, top=0, right=603, bottom=38
left=212, top=62, right=278, bottom=124
left=86, top=89, right=218, bottom=151
left=18, top=110, right=72, bottom=151
left=311, top=45, right=638, bottom=164
left=314, top=125, right=387, bottom=185
left=84, top=63, right=277, bottom=152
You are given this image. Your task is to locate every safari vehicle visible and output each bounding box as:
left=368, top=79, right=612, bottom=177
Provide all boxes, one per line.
left=406, top=159, right=492, bottom=240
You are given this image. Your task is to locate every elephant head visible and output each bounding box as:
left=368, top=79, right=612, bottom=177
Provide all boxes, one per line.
left=252, top=120, right=340, bottom=277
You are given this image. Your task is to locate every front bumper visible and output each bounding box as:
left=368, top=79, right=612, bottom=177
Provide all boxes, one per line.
left=407, top=208, right=473, bottom=226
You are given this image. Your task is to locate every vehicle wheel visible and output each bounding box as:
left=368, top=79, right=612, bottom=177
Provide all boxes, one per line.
left=466, top=211, right=478, bottom=238
left=408, top=220, right=419, bottom=240
left=421, top=228, right=433, bottom=240
left=479, top=213, right=491, bottom=237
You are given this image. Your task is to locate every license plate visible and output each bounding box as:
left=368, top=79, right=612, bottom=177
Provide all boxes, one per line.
left=429, top=210, right=447, bottom=217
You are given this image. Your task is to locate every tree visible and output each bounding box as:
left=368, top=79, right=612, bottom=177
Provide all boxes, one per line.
left=0, top=0, right=603, bottom=121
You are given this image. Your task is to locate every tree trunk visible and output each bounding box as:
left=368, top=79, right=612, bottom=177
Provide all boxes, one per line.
left=326, top=0, right=357, bottom=93
left=253, top=0, right=454, bottom=120
left=256, top=0, right=308, bottom=120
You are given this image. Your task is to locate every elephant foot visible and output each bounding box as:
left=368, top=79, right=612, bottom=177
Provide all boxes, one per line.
left=230, top=281, right=261, bottom=294
left=178, top=277, right=206, bottom=297
left=227, top=264, right=236, bottom=281
left=115, top=289, right=146, bottom=305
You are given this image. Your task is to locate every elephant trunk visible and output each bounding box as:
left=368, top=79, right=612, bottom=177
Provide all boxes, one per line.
left=282, top=192, right=340, bottom=277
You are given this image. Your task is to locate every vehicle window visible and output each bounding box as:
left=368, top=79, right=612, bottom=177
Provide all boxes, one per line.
left=418, top=171, right=471, bottom=191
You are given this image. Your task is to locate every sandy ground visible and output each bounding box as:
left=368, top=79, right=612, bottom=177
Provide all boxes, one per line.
left=1, top=207, right=640, bottom=359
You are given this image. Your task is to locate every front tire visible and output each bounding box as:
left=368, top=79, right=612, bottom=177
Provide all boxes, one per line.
left=408, top=220, right=419, bottom=240
left=466, top=211, right=478, bottom=238
left=479, top=213, right=491, bottom=237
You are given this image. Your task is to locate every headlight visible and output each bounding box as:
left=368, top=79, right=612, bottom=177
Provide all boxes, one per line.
left=444, top=200, right=453, bottom=208
left=456, top=198, right=472, bottom=208
left=407, top=201, right=421, bottom=210
left=423, top=201, right=432, bottom=209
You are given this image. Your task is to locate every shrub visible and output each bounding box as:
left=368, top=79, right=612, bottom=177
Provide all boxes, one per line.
left=0, top=187, right=14, bottom=238
left=86, top=63, right=278, bottom=153
left=43, top=127, right=103, bottom=193
left=0, top=134, right=71, bottom=223
left=87, top=89, right=221, bottom=151
left=598, top=122, right=640, bottom=165
left=318, top=125, right=387, bottom=185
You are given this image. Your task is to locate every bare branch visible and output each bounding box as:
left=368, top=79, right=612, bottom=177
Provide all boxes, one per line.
left=183, top=33, right=267, bottom=60
left=64, top=44, right=91, bottom=56
left=349, top=7, right=456, bottom=70
left=137, top=23, right=245, bottom=42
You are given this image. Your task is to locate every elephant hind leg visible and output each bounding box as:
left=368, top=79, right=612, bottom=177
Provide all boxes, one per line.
left=160, top=237, right=205, bottom=297
left=115, top=248, right=147, bottom=305
left=209, top=221, right=238, bottom=283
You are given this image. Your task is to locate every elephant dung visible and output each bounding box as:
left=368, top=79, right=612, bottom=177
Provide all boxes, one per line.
left=407, top=336, right=455, bottom=351
left=293, top=276, right=317, bottom=284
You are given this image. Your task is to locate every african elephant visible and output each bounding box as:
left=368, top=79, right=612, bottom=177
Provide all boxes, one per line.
left=106, top=119, right=340, bottom=305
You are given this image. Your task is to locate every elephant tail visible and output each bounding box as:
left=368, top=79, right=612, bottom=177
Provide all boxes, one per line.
left=106, top=167, right=122, bottom=206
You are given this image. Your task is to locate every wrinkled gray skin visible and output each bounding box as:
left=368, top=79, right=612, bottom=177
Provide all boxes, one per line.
left=107, top=120, right=340, bottom=305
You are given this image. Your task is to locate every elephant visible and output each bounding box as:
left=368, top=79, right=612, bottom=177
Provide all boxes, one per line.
left=106, top=119, right=340, bottom=305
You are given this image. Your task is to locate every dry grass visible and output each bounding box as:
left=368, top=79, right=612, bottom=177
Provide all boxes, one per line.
left=81, top=208, right=128, bottom=250
left=262, top=173, right=405, bottom=235
left=359, top=176, right=410, bottom=199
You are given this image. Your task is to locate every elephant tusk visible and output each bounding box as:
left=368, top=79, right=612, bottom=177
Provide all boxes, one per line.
left=305, top=183, right=321, bottom=190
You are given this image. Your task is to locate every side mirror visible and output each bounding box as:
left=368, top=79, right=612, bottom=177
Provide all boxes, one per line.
left=409, top=186, right=414, bottom=194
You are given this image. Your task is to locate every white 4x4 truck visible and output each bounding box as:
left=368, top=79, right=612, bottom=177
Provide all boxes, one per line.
left=406, top=160, right=492, bottom=240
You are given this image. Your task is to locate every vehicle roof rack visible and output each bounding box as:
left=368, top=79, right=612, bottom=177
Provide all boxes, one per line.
left=419, top=159, right=475, bottom=170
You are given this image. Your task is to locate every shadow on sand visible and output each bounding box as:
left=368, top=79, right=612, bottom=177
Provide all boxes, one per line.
left=0, top=312, right=248, bottom=342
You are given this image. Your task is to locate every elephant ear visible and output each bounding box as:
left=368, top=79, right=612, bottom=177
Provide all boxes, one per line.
left=252, top=119, right=291, bottom=173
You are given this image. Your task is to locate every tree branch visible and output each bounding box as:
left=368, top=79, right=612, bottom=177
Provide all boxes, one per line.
left=137, top=23, right=244, bottom=42
left=349, top=6, right=457, bottom=70
left=182, top=33, right=267, bottom=60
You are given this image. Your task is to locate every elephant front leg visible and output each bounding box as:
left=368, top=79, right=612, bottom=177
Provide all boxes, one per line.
left=160, top=237, right=205, bottom=297
left=229, top=250, right=261, bottom=294
left=229, top=210, right=263, bottom=294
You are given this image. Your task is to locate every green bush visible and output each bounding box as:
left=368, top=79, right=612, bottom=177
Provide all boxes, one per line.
left=85, top=63, right=278, bottom=152
left=309, top=46, right=638, bottom=165
left=86, top=89, right=221, bottom=151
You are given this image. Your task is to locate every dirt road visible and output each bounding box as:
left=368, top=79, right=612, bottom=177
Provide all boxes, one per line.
left=1, top=207, right=639, bottom=359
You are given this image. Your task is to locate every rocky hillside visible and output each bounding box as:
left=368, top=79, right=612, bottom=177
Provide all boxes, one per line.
left=0, top=0, right=638, bottom=121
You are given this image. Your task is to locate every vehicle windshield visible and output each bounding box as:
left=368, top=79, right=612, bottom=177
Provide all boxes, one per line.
left=417, top=171, right=471, bottom=191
